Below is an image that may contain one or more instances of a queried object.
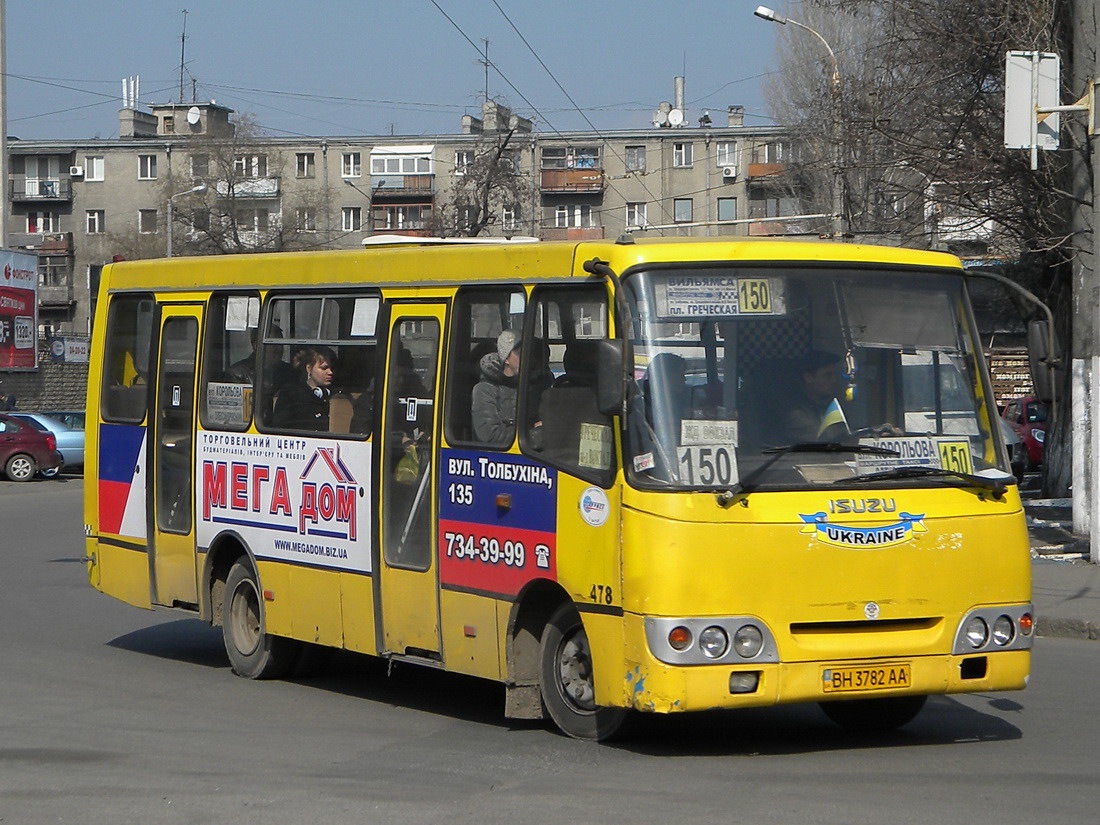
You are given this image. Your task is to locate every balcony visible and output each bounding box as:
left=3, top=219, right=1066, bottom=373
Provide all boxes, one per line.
left=746, top=163, right=784, bottom=179
left=540, top=169, right=604, bottom=194
left=39, top=283, right=75, bottom=307
left=7, top=232, right=73, bottom=252
left=936, top=215, right=995, bottom=242
left=9, top=176, right=73, bottom=201
left=214, top=177, right=280, bottom=198
left=540, top=225, right=605, bottom=241
left=371, top=175, right=435, bottom=195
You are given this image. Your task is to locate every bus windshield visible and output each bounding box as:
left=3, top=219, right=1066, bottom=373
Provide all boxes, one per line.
left=622, top=266, right=1007, bottom=491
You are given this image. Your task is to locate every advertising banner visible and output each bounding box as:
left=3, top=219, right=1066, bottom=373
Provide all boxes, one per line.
left=0, top=249, right=39, bottom=370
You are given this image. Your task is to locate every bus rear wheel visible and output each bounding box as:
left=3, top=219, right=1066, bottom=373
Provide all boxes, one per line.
left=819, top=695, right=927, bottom=732
left=539, top=604, right=628, bottom=741
left=222, top=560, right=298, bottom=679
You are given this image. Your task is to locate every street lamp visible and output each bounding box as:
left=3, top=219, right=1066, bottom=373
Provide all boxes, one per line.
left=344, top=177, right=386, bottom=234
left=754, top=6, right=846, bottom=238
left=167, top=182, right=207, bottom=258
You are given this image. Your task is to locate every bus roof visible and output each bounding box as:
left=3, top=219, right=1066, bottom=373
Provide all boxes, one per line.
left=100, top=236, right=963, bottom=293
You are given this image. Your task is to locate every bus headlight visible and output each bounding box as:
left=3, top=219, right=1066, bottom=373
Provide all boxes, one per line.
left=965, top=616, right=989, bottom=648
left=699, top=626, right=729, bottom=659
left=733, top=625, right=764, bottom=658
left=992, top=615, right=1015, bottom=646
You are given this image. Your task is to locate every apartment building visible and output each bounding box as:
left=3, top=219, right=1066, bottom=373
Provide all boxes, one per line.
left=5, top=98, right=798, bottom=338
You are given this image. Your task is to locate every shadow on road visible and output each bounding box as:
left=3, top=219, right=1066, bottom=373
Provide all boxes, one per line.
left=107, top=618, right=1023, bottom=754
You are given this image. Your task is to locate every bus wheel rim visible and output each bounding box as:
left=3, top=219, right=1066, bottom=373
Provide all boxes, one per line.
left=557, top=628, right=597, bottom=713
left=229, top=579, right=262, bottom=657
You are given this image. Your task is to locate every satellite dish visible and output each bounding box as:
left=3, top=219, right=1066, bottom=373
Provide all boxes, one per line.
left=668, top=108, right=685, bottom=127
left=186, top=106, right=201, bottom=125
left=652, top=109, right=669, bottom=127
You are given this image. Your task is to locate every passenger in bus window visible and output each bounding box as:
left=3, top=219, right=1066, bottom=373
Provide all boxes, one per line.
left=272, top=347, right=334, bottom=431
left=225, top=329, right=258, bottom=385
left=472, top=330, right=520, bottom=445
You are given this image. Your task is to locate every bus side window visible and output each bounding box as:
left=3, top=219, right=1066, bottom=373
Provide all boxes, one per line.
left=521, top=285, right=615, bottom=486
left=199, top=293, right=260, bottom=432
left=444, top=286, right=525, bottom=448
left=100, top=294, right=155, bottom=424
left=258, top=293, right=379, bottom=437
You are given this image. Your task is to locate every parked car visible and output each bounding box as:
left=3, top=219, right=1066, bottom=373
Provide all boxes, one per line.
left=0, top=413, right=63, bottom=481
left=1000, top=418, right=1028, bottom=484
left=9, top=413, right=84, bottom=474
left=1002, top=396, right=1047, bottom=470
left=44, top=410, right=86, bottom=431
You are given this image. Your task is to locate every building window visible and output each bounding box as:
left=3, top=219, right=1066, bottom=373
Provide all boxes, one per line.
left=163, top=116, right=175, bottom=134
left=296, top=208, right=316, bottom=231
left=625, top=145, right=646, bottom=173
left=502, top=205, right=519, bottom=232
left=138, top=155, right=157, bottom=180
left=454, top=150, right=473, bottom=175
left=673, top=198, right=693, bottom=223
left=236, top=208, right=270, bottom=233
left=673, top=143, right=693, bottom=168
left=296, top=153, right=316, bottom=178
left=717, top=197, right=738, bottom=222
left=26, top=211, right=60, bottom=234
left=234, top=154, right=267, bottom=178
left=86, top=210, right=105, bottom=234
left=554, top=204, right=593, bottom=228
left=373, top=203, right=430, bottom=230
left=715, top=142, right=738, bottom=167
left=193, top=208, right=210, bottom=232
left=84, top=156, right=105, bottom=181
left=342, top=206, right=362, bottom=232
left=541, top=146, right=600, bottom=170
left=190, top=154, right=209, bottom=179
left=752, top=141, right=796, bottom=164
left=138, top=209, right=158, bottom=233
left=626, top=202, right=648, bottom=229
left=342, top=152, right=361, bottom=178
left=370, top=155, right=432, bottom=175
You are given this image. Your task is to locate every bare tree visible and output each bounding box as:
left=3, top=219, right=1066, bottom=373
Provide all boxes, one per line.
left=432, top=129, right=531, bottom=237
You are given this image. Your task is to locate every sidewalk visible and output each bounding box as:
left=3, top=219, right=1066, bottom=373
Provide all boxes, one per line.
left=1025, top=495, right=1100, bottom=641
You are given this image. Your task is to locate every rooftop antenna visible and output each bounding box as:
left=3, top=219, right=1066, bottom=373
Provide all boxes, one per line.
left=191, top=77, right=197, bottom=103
left=178, top=9, right=188, bottom=103
left=480, top=39, right=490, bottom=104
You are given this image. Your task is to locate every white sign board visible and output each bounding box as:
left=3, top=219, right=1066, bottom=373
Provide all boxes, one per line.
left=1004, top=51, right=1060, bottom=150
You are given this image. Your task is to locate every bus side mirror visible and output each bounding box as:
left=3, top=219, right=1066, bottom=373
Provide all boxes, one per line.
left=1027, top=319, right=1057, bottom=403
left=596, top=339, right=625, bottom=416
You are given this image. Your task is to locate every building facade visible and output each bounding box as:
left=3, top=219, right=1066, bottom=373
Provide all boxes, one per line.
left=5, top=99, right=798, bottom=340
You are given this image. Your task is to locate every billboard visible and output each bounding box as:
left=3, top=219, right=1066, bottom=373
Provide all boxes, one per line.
left=0, top=249, right=39, bottom=370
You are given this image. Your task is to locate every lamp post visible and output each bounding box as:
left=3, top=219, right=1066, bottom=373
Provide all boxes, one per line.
left=343, top=177, right=386, bottom=235
left=754, top=6, right=846, bottom=238
left=166, top=182, right=207, bottom=257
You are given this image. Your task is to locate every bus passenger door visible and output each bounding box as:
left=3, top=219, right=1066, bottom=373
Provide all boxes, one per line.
left=378, top=307, right=444, bottom=657
left=150, top=305, right=202, bottom=607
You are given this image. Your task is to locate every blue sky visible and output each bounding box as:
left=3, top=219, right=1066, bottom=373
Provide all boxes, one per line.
left=5, top=0, right=778, bottom=140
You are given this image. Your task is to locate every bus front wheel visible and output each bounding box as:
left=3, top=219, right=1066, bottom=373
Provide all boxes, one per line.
left=222, top=560, right=297, bottom=679
left=819, top=695, right=927, bottom=732
left=539, top=604, right=628, bottom=741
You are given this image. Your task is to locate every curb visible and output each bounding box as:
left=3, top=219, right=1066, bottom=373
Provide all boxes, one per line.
left=1036, top=616, right=1100, bottom=641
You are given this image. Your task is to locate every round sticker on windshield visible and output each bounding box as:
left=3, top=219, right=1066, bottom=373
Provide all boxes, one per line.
left=579, top=486, right=610, bottom=527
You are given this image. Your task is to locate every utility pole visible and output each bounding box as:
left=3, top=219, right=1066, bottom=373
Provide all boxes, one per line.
left=178, top=9, right=188, bottom=103
left=0, top=0, right=8, bottom=249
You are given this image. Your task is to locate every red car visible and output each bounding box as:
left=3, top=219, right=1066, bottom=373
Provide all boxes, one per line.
left=1002, top=396, right=1047, bottom=470
left=0, top=413, right=63, bottom=481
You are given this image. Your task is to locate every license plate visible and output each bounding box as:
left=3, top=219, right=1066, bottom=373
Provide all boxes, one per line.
left=821, top=663, right=911, bottom=693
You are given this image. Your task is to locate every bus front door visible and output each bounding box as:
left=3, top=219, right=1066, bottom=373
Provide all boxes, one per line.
left=149, top=305, right=202, bottom=607
left=378, top=307, right=444, bottom=657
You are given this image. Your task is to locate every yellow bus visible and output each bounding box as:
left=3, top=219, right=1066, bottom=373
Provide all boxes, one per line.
left=84, top=237, right=1032, bottom=740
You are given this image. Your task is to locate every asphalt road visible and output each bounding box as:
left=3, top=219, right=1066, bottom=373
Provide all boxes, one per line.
left=2, top=479, right=1098, bottom=825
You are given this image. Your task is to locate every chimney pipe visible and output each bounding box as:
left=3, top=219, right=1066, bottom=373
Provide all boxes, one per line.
left=674, top=76, right=685, bottom=113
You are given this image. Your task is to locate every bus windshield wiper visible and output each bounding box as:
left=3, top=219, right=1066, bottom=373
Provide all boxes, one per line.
left=840, top=465, right=1007, bottom=497
left=717, top=442, right=900, bottom=504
